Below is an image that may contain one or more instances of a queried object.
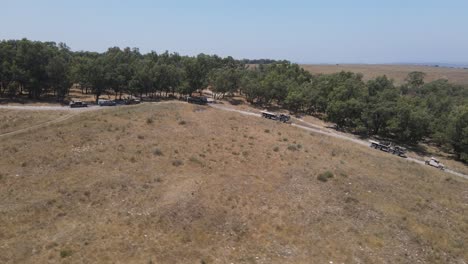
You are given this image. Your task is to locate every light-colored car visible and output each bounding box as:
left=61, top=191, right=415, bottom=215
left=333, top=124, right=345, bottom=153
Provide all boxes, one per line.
left=425, top=157, right=445, bottom=170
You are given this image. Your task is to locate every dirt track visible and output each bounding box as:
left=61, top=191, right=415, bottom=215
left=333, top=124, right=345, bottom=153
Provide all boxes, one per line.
left=1, top=102, right=466, bottom=179
left=209, top=103, right=468, bottom=180
left=0, top=105, right=99, bottom=111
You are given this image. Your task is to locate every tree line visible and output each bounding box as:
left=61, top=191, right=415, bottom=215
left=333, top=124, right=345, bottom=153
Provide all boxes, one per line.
left=240, top=65, right=467, bottom=162
left=0, top=39, right=244, bottom=102
left=0, top=39, right=467, bottom=162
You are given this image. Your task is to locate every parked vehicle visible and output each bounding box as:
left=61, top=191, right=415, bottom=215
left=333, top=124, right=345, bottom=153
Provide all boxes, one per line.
left=69, top=100, right=88, bottom=108
left=187, top=96, right=208, bottom=105
left=369, top=140, right=407, bottom=158
left=261, top=111, right=291, bottom=123
left=425, top=157, right=445, bottom=170
left=98, top=99, right=116, bottom=106
left=125, top=98, right=141, bottom=105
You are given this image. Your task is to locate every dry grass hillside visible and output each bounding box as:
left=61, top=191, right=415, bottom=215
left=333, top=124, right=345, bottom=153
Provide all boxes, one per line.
left=0, top=102, right=467, bottom=263
left=302, top=64, right=468, bottom=85
left=0, top=109, right=68, bottom=135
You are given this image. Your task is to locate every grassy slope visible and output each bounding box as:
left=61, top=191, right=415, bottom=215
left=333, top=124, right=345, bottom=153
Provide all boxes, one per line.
left=0, top=102, right=467, bottom=263
left=301, top=64, right=468, bottom=85
left=0, top=109, right=68, bottom=135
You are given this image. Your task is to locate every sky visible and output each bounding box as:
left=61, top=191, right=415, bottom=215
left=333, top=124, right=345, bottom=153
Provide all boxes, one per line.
left=1, top=0, right=468, bottom=64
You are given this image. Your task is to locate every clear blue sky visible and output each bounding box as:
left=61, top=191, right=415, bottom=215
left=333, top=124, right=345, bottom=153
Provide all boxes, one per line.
left=2, top=0, right=468, bottom=64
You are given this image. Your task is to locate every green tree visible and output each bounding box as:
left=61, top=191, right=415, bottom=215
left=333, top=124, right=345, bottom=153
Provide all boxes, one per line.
left=448, top=106, right=468, bottom=162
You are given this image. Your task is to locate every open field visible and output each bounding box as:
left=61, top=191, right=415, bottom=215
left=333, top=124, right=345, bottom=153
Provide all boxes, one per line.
left=0, top=109, right=69, bottom=135
left=1, top=102, right=467, bottom=263
left=301, top=64, right=468, bottom=85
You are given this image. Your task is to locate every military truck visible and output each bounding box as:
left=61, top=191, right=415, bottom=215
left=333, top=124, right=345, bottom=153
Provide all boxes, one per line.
left=369, top=140, right=407, bottom=158
left=261, top=111, right=291, bottom=123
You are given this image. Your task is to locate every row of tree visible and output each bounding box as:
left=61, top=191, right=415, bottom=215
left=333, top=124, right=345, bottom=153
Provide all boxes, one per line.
left=0, top=39, right=466, bottom=162
left=0, top=39, right=244, bottom=102
left=240, top=66, right=468, bottom=162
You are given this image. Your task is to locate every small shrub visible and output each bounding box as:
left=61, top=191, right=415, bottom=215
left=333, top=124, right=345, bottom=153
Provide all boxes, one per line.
left=282, top=138, right=288, bottom=142
left=153, top=148, right=163, bottom=156
left=287, top=145, right=298, bottom=151
left=146, top=117, right=153, bottom=124
left=273, top=146, right=279, bottom=152
left=345, top=197, right=359, bottom=203
left=264, top=129, right=270, bottom=133
left=21, top=162, right=27, bottom=167
left=189, top=156, right=204, bottom=166
left=317, top=171, right=334, bottom=182
left=137, top=135, right=145, bottom=140
left=130, top=157, right=137, bottom=163
left=60, top=249, right=72, bottom=258
left=172, top=160, right=183, bottom=167
left=178, top=120, right=186, bottom=125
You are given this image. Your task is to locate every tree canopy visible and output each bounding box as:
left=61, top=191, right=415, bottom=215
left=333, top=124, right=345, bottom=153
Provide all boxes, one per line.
left=1, top=39, right=467, bottom=162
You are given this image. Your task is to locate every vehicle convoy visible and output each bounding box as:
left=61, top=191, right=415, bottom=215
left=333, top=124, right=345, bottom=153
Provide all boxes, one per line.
left=369, top=140, right=407, bottom=158
left=187, top=96, right=208, bottom=105
left=425, top=157, right=445, bottom=170
left=69, top=100, right=88, bottom=108
left=261, top=111, right=291, bottom=123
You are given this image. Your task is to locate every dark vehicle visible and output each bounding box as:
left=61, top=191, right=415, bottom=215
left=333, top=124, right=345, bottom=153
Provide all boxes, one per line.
left=370, top=140, right=407, bottom=158
left=98, top=99, right=117, bottom=106
left=187, top=96, right=208, bottom=105
left=69, top=100, right=88, bottom=108
left=125, top=98, right=141, bottom=105
left=114, top=99, right=127, bottom=105
left=261, top=111, right=291, bottom=123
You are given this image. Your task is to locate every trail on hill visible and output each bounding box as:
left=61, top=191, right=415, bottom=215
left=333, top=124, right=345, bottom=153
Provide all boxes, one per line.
left=210, top=103, right=468, bottom=180
left=0, top=112, right=80, bottom=138
left=0, top=105, right=99, bottom=111
left=0, top=105, right=100, bottom=138
left=1, top=102, right=466, bottom=179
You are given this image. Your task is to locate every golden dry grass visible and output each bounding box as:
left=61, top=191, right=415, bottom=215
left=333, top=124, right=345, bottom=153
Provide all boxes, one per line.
left=301, top=64, right=468, bottom=85
left=0, top=109, right=68, bottom=134
left=0, top=102, right=467, bottom=263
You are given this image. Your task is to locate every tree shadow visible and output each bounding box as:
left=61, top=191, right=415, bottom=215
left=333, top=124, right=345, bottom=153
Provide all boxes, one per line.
left=227, top=98, right=244, bottom=105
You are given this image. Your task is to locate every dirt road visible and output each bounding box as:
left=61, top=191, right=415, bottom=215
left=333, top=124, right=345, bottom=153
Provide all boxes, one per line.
left=0, top=105, right=101, bottom=138
left=209, top=103, right=468, bottom=180
left=0, top=105, right=99, bottom=111
left=1, top=102, right=466, bottom=179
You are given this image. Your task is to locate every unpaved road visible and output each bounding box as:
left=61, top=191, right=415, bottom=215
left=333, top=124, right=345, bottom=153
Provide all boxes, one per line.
left=1, top=102, right=466, bottom=179
left=0, top=105, right=100, bottom=111
left=210, top=103, right=468, bottom=180
left=0, top=105, right=102, bottom=138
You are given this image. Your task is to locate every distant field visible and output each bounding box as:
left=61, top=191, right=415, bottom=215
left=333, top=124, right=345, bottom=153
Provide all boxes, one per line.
left=301, top=64, right=468, bottom=85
